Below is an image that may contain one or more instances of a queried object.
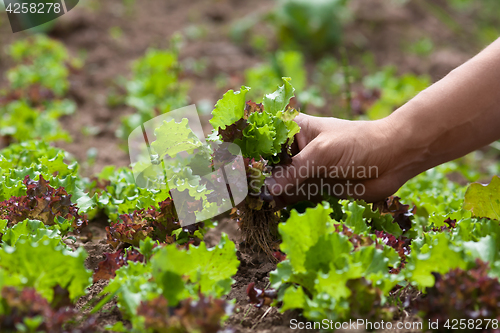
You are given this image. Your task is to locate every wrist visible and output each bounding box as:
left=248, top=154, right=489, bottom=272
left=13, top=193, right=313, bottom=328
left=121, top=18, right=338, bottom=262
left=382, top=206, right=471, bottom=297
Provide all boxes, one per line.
left=371, top=105, right=430, bottom=185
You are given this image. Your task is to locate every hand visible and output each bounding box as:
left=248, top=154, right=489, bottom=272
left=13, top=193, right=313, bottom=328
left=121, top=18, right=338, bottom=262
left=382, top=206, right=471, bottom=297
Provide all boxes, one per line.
left=268, top=38, right=500, bottom=210
left=268, top=113, right=410, bottom=208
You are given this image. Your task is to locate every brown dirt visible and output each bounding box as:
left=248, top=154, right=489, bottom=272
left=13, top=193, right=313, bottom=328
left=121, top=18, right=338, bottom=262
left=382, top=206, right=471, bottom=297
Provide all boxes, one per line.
left=75, top=279, right=124, bottom=333
left=225, top=250, right=314, bottom=333
left=66, top=217, right=121, bottom=332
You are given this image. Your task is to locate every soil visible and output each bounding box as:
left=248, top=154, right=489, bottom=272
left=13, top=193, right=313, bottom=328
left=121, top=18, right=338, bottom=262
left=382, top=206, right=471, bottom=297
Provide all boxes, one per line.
left=0, top=0, right=490, bottom=331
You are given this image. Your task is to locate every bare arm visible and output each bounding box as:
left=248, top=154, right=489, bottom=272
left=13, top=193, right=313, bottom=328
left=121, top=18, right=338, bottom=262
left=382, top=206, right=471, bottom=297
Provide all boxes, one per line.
left=384, top=37, right=500, bottom=181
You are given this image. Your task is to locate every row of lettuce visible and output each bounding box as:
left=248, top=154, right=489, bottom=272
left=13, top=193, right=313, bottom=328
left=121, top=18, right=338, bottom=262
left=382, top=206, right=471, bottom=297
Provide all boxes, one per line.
left=0, top=140, right=239, bottom=332
left=2, top=34, right=500, bottom=333
left=0, top=35, right=236, bottom=333
left=265, top=170, right=500, bottom=326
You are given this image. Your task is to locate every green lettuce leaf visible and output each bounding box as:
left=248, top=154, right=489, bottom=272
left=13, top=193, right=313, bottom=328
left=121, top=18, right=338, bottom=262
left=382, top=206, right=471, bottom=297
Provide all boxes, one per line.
left=271, top=201, right=401, bottom=322
left=99, top=261, right=160, bottom=320
left=278, top=203, right=335, bottom=274
left=0, top=239, right=91, bottom=301
left=263, top=77, right=295, bottom=115
left=1, top=219, right=63, bottom=247
left=236, top=78, right=299, bottom=162
left=405, top=232, right=467, bottom=288
left=342, top=201, right=369, bottom=234
left=210, top=86, right=250, bottom=131
left=152, top=234, right=238, bottom=305
left=151, top=118, right=204, bottom=159
left=97, top=235, right=238, bottom=328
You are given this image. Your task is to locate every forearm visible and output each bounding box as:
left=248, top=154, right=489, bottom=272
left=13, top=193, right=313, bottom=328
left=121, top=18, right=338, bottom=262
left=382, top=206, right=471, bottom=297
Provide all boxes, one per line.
left=385, top=38, right=500, bottom=179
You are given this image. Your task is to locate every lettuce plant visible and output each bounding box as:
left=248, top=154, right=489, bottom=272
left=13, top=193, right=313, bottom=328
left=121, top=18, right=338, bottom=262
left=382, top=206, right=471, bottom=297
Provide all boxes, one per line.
left=210, top=77, right=299, bottom=256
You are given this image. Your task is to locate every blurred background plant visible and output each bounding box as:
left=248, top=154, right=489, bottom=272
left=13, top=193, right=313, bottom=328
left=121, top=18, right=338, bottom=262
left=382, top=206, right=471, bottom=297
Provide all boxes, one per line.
left=269, top=0, right=351, bottom=57
left=116, top=36, right=190, bottom=143
left=0, top=36, right=80, bottom=147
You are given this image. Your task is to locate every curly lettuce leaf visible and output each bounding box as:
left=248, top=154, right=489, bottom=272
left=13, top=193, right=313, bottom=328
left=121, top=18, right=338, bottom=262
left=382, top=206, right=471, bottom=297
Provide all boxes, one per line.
left=278, top=203, right=336, bottom=275
left=0, top=239, right=91, bottom=302
left=98, top=261, right=160, bottom=320
left=405, top=232, right=467, bottom=288
left=210, top=86, right=250, bottom=131
left=1, top=219, right=63, bottom=247
left=230, top=78, right=299, bottom=163
left=234, top=110, right=288, bottom=161
left=271, top=201, right=401, bottom=322
left=91, top=166, right=170, bottom=219
left=151, top=118, right=204, bottom=159
left=342, top=201, right=369, bottom=234
left=0, top=175, right=86, bottom=232
left=0, top=101, right=71, bottom=143
left=0, top=141, right=78, bottom=179
left=152, top=234, right=238, bottom=305
left=97, top=235, right=238, bottom=326
left=0, top=141, right=90, bottom=210
left=262, top=77, right=294, bottom=116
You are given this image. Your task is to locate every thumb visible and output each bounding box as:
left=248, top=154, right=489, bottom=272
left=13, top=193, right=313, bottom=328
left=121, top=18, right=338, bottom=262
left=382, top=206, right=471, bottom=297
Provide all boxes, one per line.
left=268, top=145, right=315, bottom=196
